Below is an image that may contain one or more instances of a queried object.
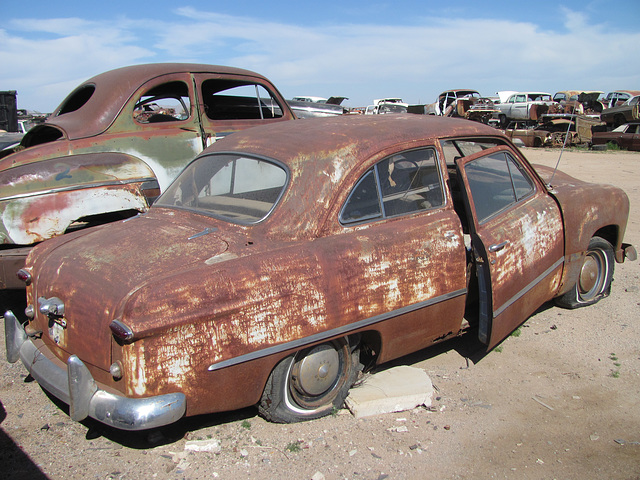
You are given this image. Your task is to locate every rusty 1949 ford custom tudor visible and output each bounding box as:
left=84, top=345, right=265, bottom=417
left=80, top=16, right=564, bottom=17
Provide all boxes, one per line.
left=4, top=114, right=636, bottom=430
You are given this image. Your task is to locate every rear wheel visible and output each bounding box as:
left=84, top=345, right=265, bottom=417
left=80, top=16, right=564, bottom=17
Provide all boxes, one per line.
left=258, top=338, right=361, bottom=423
left=554, top=236, right=614, bottom=308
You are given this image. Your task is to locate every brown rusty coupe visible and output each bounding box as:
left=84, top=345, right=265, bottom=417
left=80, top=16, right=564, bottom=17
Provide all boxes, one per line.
left=0, top=63, right=295, bottom=289
left=4, top=114, right=636, bottom=430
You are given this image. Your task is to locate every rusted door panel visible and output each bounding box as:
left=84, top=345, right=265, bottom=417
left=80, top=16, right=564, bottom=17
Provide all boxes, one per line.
left=456, top=146, right=564, bottom=348
left=321, top=209, right=468, bottom=358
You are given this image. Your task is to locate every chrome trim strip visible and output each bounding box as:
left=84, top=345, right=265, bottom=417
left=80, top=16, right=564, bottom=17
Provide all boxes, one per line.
left=208, top=288, right=467, bottom=372
left=0, top=177, right=157, bottom=202
left=493, top=257, right=564, bottom=318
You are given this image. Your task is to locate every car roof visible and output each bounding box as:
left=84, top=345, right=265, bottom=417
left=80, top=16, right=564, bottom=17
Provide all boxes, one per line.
left=46, top=63, right=273, bottom=140
left=204, top=114, right=504, bottom=172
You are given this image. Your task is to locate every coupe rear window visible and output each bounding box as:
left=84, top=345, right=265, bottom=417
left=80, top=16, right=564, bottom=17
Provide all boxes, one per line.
left=157, top=154, right=287, bottom=223
left=57, top=85, right=95, bottom=115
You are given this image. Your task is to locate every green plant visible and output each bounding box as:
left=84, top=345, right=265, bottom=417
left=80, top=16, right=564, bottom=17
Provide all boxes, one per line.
left=511, top=327, right=522, bottom=338
left=241, top=420, right=251, bottom=430
left=285, top=441, right=302, bottom=453
left=494, top=346, right=503, bottom=353
left=610, top=370, right=620, bottom=378
left=606, top=141, right=621, bottom=151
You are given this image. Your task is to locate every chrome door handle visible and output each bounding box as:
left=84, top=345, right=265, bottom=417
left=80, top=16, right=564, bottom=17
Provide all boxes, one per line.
left=488, top=241, right=508, bottom=252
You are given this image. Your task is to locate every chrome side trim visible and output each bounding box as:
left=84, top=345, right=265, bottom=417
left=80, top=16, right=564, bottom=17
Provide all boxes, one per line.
left=0, top=176, right=157, bottom=202
left=208, top=288, right=467, bottom=372
left=4, top=311, right=186, bottom=431
left=493, top=257, right=564, bottom=318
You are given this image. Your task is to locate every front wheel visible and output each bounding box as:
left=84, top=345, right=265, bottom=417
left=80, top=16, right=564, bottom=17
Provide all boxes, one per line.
left=258, top=338, right=361, bottom=423
left=554, top=236, right=614, bottom=308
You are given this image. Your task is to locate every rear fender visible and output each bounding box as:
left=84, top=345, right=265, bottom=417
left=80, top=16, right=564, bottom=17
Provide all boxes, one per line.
left=0, top=153, right=158, bottom=245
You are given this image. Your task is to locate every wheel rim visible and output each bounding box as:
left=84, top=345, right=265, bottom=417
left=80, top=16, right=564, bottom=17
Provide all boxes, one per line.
left=578, top=249, right=607, bottom=301
left=286, top=341, right=348, bottom=412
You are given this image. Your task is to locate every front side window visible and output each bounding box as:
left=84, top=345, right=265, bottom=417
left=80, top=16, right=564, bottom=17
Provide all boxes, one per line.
left=340, top=148, right=443, bottom=224
left=201, top=80, right=284, bottom=120
left=157, top=154, right=287, bottom=223
left=464, top=152, right=534, bottom=223
left=134, top=81, right=191, bottom=123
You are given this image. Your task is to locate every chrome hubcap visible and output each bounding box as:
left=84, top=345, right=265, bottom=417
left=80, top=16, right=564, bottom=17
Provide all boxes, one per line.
left=293, top=344, right=340, bottom=396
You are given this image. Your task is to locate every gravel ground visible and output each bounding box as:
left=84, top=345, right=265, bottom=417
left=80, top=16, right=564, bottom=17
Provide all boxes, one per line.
left=1, top=147, right=639, bottom=480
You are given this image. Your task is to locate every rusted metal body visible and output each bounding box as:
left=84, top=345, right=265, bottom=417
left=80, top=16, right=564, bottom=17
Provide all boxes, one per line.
left=503, top=121, right=552, bottom=147
left=0, top=63, right=295, bottom=289
left=5, top=115, right=634, bottom=429
left=550, top=91, right=604, bottom=116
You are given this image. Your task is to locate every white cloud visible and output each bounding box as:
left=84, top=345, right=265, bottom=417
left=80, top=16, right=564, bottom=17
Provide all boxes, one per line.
left=1, top=8, right=639, bottom=112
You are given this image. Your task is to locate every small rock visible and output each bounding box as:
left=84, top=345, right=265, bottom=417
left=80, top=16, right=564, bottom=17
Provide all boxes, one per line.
left=40, top=424, right=50, bottom=431
left=349, top=449, right=357, bottom=456
left=311, top=472, right=326, bottom=480
left=590, top=434, right=600, bottom=441
left=184, top=439, right=222, bottom=453
left=444, top=425, right=451, bottom=431
left=239, top=449, right=248, bottom=457
left=536, top=458, right=544, bottom=465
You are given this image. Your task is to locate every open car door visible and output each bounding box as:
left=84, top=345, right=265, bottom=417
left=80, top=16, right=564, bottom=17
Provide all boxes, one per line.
left=455, top=146, right=565, bottom=348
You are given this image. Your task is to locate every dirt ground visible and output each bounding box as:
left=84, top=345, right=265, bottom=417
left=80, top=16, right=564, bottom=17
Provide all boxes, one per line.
left=1, top=147, right=639, bottom=480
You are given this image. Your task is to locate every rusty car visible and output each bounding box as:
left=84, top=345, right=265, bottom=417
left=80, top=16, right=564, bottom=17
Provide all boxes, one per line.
left=550, top=91, right=604, bottom=116
left=591, top=122, right=640, bottom=151
left=4, top=114, right=636, bottom=431
left=0, top=63, right=295, bottom=289
left=600, top=95, right=640, bottom=128
left=424, top=90, right=481, bottom=117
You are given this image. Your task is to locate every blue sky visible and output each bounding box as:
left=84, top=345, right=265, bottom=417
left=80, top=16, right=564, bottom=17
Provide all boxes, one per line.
left=1, top=0, right=639, bottom=112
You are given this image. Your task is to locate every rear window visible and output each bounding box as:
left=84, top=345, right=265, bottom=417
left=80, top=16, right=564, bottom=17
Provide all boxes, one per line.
left=57, top=85, right=95, bottom=115
left=157, top=154, right=287, bottom=224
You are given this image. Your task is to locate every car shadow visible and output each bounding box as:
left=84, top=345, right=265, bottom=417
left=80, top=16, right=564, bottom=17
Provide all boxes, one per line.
left=0, top=401, right=50, bottom=480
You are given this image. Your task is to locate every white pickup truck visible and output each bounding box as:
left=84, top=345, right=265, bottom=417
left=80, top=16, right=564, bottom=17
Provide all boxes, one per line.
left=495, top=91, right=554, bottom=126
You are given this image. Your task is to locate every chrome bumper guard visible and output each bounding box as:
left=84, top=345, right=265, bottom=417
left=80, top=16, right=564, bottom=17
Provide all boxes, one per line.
left=4, top=310, right=186, bottom=431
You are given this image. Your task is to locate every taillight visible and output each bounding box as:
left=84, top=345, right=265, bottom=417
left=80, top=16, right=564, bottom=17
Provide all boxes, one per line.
left=109, top=319, right=134, bottom=343
left=16, top=268, right=32, bottom=286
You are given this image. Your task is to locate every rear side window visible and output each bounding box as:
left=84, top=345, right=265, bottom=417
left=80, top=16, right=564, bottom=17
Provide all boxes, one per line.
left=464, top=151, right=534, bottom=223
left=341, top=148, right=443, bottom=224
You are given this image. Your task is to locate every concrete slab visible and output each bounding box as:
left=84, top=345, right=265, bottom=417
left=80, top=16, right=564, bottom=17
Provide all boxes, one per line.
left=345, top=365, right=434, bottom=418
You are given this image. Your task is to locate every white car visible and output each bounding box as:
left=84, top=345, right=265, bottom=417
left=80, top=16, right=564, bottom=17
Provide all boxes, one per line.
left=494, top=92, right=554, bottom=126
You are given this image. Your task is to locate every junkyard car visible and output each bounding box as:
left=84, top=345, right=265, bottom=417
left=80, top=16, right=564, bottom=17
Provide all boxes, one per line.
left=425, top=90, right=481, bottom=116
left=494, top=92, right=555, bottom=127
left=550, top=91, right=604, bottom=116
left=503, top=121, right=552, bottom=147
left=600, top=95, right=640, bottom=128
left=5, top=115, right=636, bottom=431
left=591, top=122, right=640, bottom=151
left=0, top=63, right=295, bottom=288
left=602, top=90, right=640, bottom=109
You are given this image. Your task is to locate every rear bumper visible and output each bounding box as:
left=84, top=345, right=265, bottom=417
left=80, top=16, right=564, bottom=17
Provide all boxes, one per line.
left=4, top=310, right=186, bottom=430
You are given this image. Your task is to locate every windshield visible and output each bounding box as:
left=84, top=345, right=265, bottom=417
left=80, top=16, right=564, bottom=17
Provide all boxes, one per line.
left=157, top=154, right=287, bottom=223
